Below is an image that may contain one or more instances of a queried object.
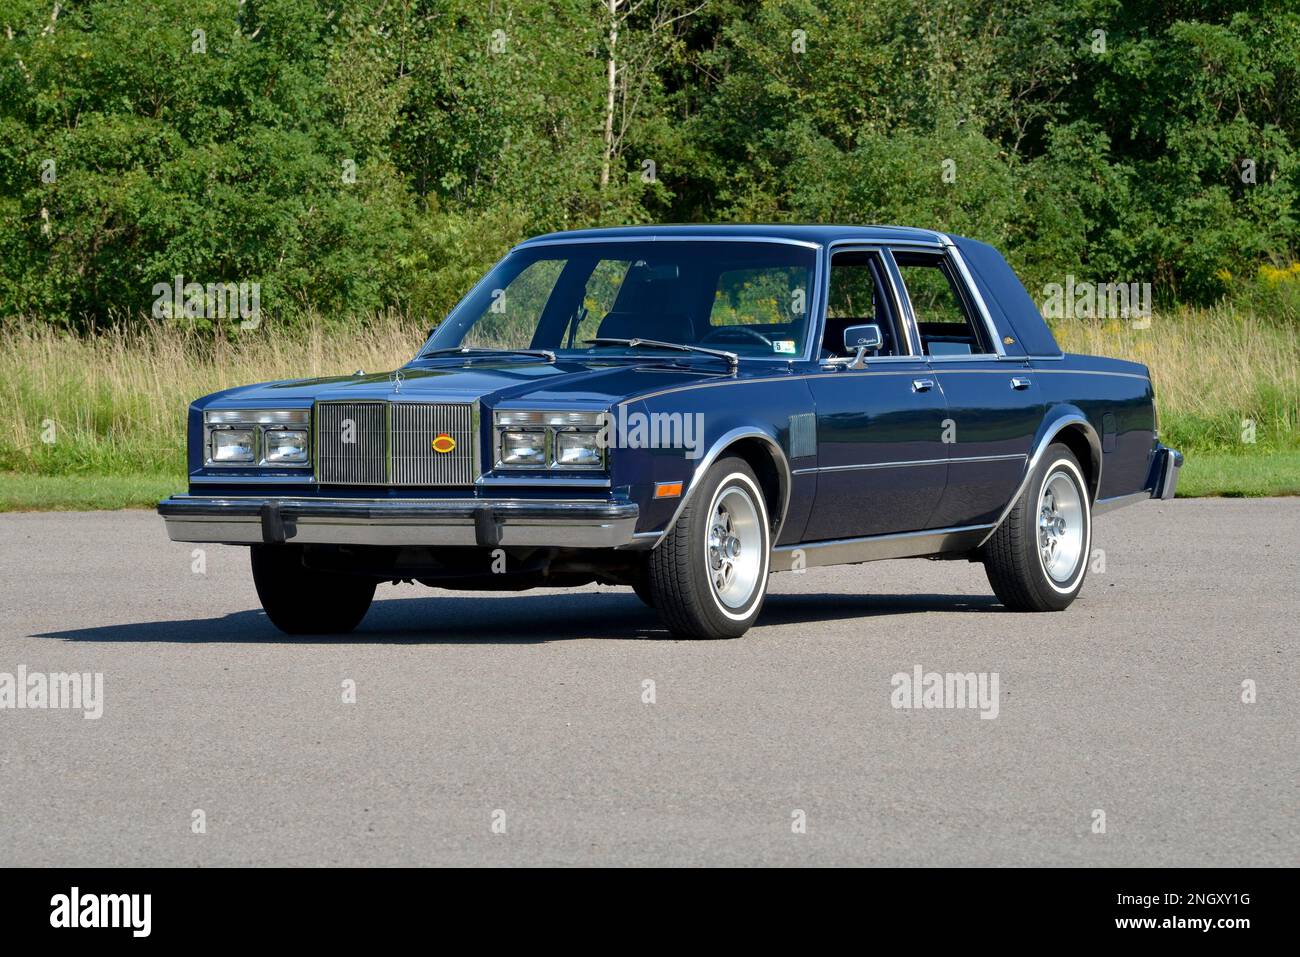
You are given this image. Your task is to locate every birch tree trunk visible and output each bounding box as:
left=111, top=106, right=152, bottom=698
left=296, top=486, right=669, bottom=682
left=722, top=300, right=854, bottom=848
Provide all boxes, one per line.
left=601, top=0, right=619, bottom=190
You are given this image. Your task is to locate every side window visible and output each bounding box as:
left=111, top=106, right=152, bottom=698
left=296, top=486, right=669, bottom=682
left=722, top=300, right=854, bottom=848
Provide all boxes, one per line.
left=826, top=250, right=904, bottom=357
left=565, top=258, right=632, bottom=347
left=893, top=251, right=991, bottom=356
left=463, top=259, right=565, bottom=350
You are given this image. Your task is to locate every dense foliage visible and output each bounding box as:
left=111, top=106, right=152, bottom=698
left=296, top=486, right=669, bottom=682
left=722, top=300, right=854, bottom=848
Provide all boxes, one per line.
left=1, top=0, right=1297, bottom=328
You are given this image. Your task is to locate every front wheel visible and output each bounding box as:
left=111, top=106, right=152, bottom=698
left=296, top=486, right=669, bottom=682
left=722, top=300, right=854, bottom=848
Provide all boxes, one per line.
left=648, top=456, right=771, bottom=639
left=631, top=561, right=656, bottom=608
left=250, top=545, right=377, bottom=634
left=981, top=443, right=1092, bottom=612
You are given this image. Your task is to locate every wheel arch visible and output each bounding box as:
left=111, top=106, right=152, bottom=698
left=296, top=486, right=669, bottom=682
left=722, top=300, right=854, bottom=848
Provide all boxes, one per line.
left=1051, top=421, right=1102, bottom=504
left=979, top=410, right=1102, bottom=547
left=654, top=428, right=791, bottom=548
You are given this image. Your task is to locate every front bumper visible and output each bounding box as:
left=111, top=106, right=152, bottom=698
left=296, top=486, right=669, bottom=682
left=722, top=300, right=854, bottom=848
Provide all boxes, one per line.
left=158, top=496, right=642, bottom=549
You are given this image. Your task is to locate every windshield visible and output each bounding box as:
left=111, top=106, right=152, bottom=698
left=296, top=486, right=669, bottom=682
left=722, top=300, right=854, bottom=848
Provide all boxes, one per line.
left=421, top=240, right=818, bottom=360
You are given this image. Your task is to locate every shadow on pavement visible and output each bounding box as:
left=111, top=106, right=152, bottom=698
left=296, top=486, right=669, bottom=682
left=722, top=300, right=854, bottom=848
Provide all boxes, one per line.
left=35, top=589, right=1003, bottom=645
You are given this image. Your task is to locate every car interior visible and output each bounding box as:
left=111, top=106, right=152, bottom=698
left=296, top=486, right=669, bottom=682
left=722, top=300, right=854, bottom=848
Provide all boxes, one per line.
left=822, top=251, right=904, bottom=359
left=571, top=255, right=815, bottom=356
left=893, top=250, right=991, bottom=356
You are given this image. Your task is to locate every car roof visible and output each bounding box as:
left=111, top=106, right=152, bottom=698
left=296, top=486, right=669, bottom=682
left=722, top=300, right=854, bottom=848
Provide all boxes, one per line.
left=516, top=223, right=951, bottom=248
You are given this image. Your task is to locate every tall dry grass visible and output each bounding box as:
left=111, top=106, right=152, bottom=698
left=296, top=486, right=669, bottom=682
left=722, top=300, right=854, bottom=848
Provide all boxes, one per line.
left=0, top=312, right=424, bottom=475
left=1, top=305, right=1297, bottom=476
left=1051, top=306, right=1300, bottom=453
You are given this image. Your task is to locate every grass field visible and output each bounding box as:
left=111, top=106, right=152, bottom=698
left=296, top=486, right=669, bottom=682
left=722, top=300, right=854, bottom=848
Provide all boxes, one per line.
left=0, top=473, right=182, bottom=512
left=0, top=304, right=1296, bottom=508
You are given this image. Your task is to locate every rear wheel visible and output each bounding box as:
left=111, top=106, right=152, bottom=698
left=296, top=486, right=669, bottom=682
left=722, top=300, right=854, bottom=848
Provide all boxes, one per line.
left=648, top=456, right=771, bottom=639
left=981, top=443, right=1091, bottom=611
left=250, top=544, right=376, bottom=634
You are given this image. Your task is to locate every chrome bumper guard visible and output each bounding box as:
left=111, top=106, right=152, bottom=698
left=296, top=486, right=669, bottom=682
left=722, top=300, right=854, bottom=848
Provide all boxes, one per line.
left=1151, top=445, right=1183, bottom=500
left=158, top=496, right=641, bottom=548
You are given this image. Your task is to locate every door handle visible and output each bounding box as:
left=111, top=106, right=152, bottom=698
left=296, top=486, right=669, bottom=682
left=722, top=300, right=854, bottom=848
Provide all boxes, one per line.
left=1010, top=377, right=1032, bottom=390
left=911, top=378, right=935, bottom=393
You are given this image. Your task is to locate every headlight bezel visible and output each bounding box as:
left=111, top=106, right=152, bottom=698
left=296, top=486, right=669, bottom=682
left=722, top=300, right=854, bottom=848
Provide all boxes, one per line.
left=493, top=410, right=607, bottom=471
left=203, top=409, right=312, bottom=469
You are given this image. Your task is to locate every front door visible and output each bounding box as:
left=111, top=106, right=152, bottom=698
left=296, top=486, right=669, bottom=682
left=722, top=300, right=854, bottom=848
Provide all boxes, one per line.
left=802, top=248, right=950, bottom=541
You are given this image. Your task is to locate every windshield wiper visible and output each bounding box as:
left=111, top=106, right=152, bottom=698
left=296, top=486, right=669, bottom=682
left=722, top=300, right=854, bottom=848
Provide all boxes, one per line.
left=584, top=338, right=738, bottom=370
left=419, top=346, right=556, bottom=363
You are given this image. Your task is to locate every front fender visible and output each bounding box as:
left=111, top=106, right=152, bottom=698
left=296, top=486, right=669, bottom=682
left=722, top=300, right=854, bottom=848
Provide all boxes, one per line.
left=607, top=379, right=806, bottom=542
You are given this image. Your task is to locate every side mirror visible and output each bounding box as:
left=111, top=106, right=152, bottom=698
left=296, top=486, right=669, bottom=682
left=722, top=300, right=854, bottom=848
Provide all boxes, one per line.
left=842, top=323, right=883, bottom=368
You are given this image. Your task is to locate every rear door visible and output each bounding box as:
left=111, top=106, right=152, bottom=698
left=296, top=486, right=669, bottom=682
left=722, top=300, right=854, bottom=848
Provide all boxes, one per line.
left=891, top=247, right=1043, bottom=529
left=802, top=247, right=949, bottom=541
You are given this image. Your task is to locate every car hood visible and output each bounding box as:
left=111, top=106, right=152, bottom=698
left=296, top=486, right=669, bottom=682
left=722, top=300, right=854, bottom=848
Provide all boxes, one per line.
left=201, top=357, right=752, bottom=411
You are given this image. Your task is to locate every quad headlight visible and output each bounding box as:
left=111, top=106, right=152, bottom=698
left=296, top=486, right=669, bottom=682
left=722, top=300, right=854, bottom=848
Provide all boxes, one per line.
left=498, top=429, right=547, bottom=467
left=493, top=410, right=606, bottom=470
left=210, top=428, right=256, bottom=464
left=204, top=409, right=311, bottom=468
left=263, top=428, right=309, bottom=464
left=554, top=430, right=603, bottom=467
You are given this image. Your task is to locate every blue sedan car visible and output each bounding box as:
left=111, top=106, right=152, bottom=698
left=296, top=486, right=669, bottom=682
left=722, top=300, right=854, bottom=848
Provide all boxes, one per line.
left=159, top=225, right=1182, bottom=639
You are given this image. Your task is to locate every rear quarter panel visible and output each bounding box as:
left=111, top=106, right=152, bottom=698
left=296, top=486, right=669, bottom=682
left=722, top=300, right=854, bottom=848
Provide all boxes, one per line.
left=1033, top=354, right=1157, bottom=500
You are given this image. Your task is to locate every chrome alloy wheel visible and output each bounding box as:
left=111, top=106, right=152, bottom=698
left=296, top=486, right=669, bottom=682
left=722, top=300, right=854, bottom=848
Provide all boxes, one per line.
left=706, top=483, right=763, bottom=610
left=1037, top=469, right=1085, bottom=584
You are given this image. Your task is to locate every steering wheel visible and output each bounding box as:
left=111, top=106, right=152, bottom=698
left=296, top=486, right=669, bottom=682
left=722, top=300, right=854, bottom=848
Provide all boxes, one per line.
left=700, top=327, right=774, bottom=348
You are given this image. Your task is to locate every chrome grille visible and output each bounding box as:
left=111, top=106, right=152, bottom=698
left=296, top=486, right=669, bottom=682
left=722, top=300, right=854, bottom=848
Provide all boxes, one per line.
left=317, top=401, right=387, bottom=485
left=390, top=402, right=476, bottom=486
left=315, top=400, right=477, bottom=486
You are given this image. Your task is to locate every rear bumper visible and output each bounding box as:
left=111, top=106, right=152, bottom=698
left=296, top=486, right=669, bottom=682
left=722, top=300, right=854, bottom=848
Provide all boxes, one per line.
left=1093, top=444, right=1183, bottom=515
left=1150, top=444, right=1183, bottom=500
left=158, top=495, right=642, bottom=549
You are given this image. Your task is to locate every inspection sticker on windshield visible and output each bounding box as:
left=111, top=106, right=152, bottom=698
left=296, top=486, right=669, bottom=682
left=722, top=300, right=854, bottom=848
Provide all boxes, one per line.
left=773, top=339, right=796, bottom=354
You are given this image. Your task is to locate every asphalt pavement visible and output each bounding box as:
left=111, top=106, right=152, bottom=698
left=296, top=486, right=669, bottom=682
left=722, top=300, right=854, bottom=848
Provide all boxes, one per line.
left=0, top=499, right=1295, bottom=866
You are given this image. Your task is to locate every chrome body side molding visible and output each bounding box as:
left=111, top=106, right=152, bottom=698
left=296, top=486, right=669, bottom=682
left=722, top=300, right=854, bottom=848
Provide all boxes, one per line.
left=791, top=452, right=1025, bottom=477
left=1093, top=491, right=1150, bottom=515
left=770, top=524, right=995, bottom=571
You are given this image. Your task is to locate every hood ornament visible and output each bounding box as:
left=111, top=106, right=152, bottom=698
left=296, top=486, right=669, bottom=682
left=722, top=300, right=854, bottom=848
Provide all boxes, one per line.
left=390, top=369, right=404, bottom=394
